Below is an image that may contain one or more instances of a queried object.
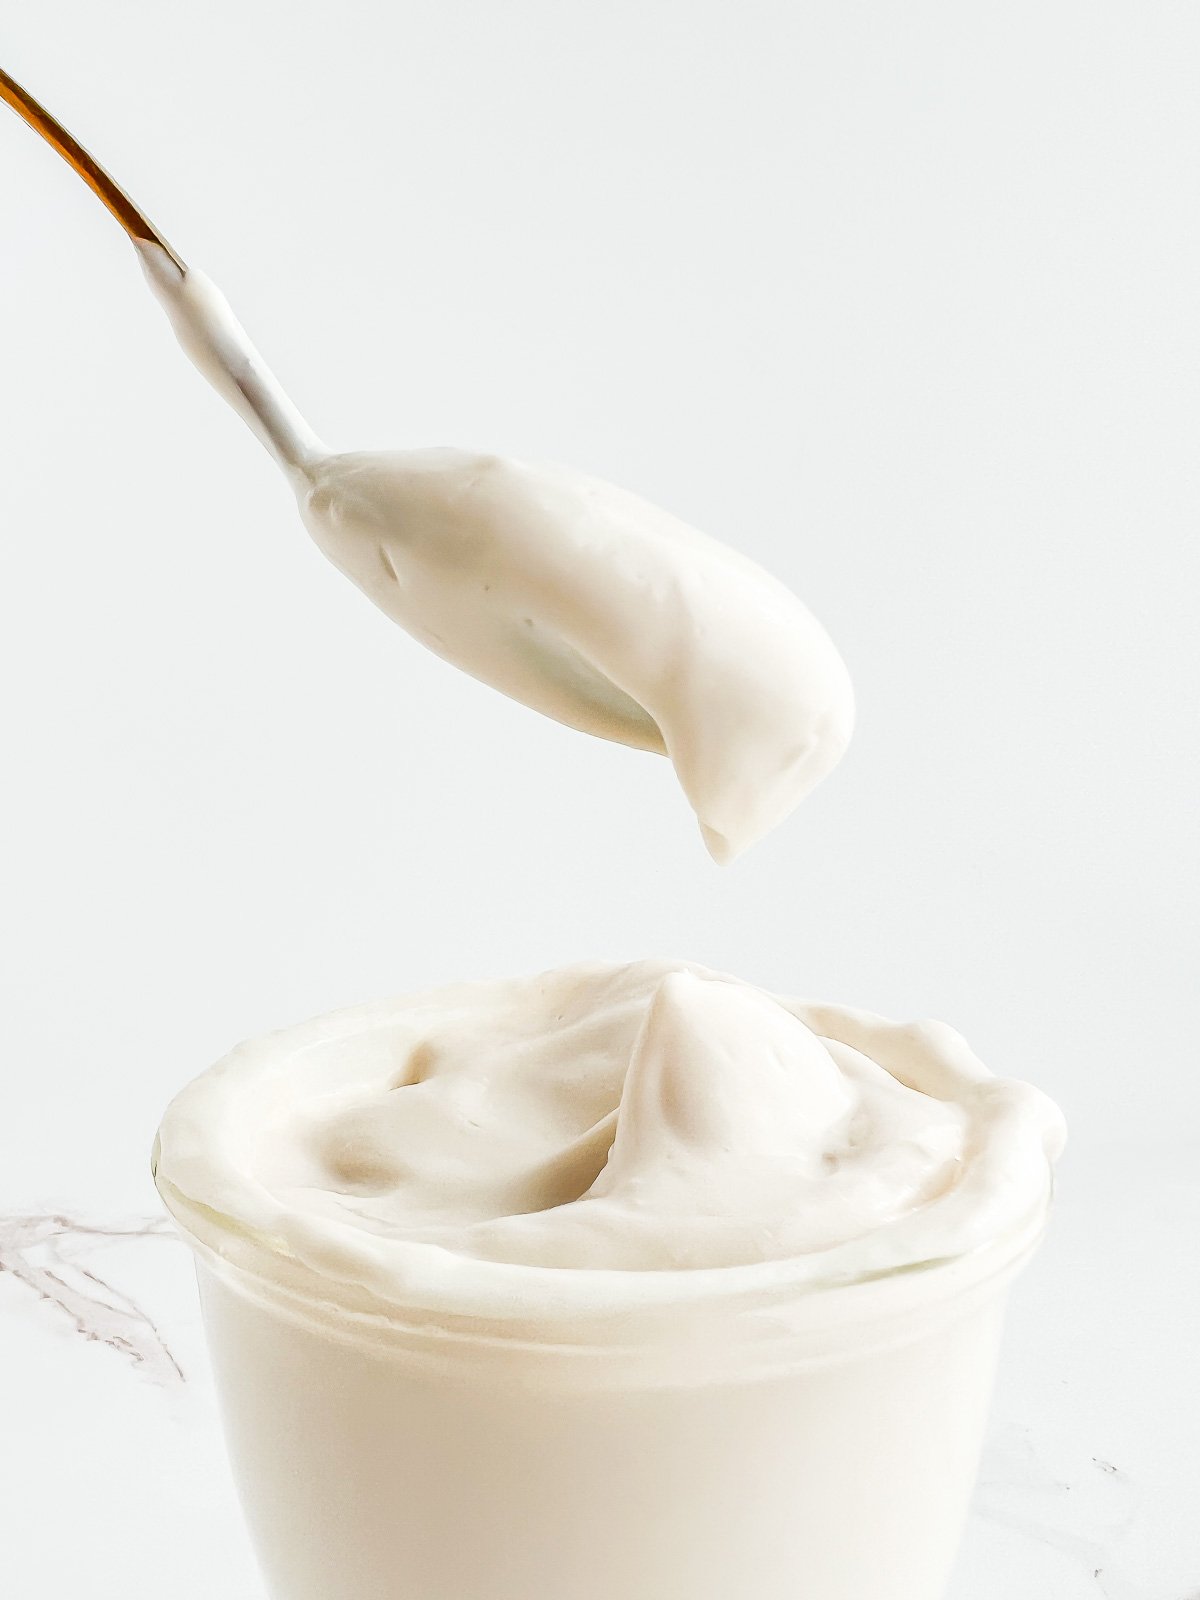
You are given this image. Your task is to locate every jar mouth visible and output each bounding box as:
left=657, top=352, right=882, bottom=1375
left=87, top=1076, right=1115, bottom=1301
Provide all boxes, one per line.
left=151, top=971, right=1067, bottom=1344
left=156, top=1150, right=1054, bottom=1367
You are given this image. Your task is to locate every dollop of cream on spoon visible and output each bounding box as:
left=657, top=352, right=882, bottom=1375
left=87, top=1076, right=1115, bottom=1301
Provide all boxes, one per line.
left=138, top=245, right=853, bottom=860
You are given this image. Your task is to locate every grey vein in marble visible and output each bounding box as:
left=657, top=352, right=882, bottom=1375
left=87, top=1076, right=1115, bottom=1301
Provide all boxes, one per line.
left=973, top=1423, right=1149, bottom=1599
left=0, top=1213, right=185, bottom=1385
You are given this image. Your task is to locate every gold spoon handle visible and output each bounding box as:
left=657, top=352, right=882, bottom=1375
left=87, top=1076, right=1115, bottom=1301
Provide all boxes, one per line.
left=0, top=65, right=186, bottom=273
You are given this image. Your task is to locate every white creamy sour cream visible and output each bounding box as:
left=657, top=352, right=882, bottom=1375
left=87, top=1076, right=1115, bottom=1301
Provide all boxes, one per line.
left=139, top=246, right=1063, bottom=1330
left=154, top=960, right=1066, bottom=1319
left=138, top=245, right=853, bottom=862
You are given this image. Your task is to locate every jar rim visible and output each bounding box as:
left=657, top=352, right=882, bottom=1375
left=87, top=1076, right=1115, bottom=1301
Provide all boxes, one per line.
left=158, top=1162, right=1053, bottom=1368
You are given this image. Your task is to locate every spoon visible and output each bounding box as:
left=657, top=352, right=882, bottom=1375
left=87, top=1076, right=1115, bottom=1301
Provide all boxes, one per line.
left=1, top=66, right=317, bottom=473
left=0, top=66, right=184, bottom=268
left=1, top=66, right=854, bottom=861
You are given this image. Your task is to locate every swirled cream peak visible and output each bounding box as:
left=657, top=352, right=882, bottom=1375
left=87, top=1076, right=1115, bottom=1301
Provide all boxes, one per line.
left=154, top=961, right=1065, bottom=1308
left=137, top=243, right=853, bottom=862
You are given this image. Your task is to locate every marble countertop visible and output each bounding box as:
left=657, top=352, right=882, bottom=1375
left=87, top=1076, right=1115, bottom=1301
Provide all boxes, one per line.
left=2, top=1144, right=1195, bottom=1600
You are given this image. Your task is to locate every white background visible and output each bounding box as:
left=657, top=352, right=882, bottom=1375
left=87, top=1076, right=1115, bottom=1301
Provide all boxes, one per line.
left=1, top=3, right=1197, bottom=1597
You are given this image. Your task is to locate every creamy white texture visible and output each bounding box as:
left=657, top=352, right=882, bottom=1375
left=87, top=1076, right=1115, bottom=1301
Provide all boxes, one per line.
left=154, top=961, right=1065, bottom=1317
left=137, top=244, right=853, bottom=861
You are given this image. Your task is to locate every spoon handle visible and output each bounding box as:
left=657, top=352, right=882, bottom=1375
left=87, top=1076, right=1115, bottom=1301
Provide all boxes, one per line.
left=0, top=65, right=186, bottom=273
